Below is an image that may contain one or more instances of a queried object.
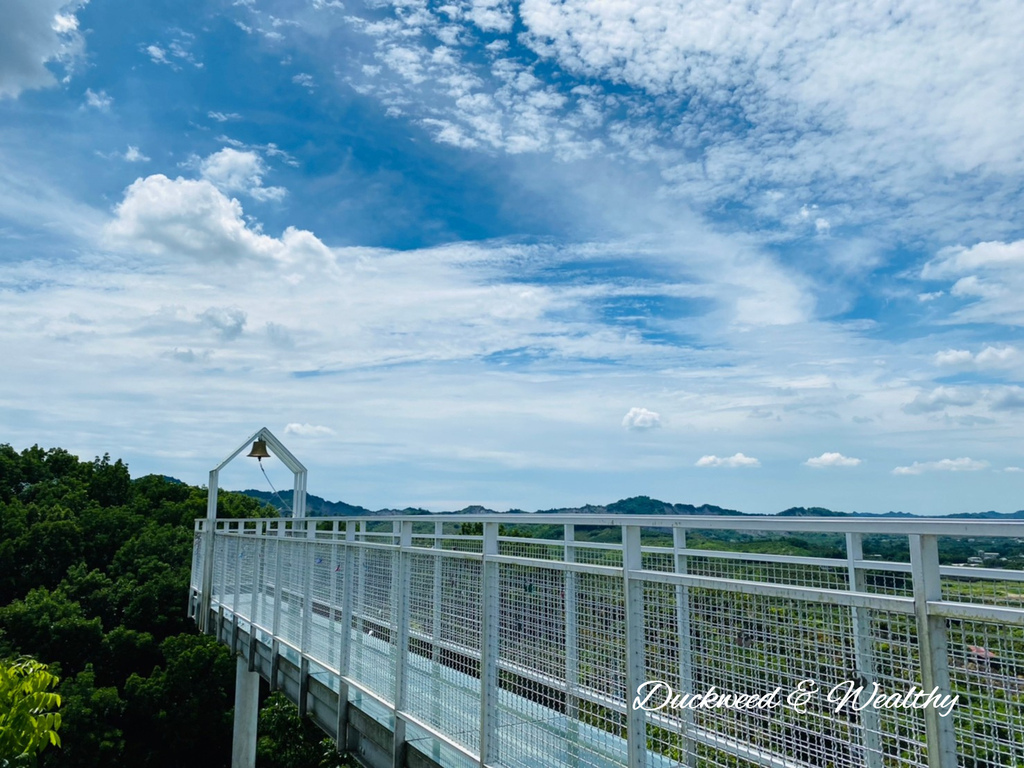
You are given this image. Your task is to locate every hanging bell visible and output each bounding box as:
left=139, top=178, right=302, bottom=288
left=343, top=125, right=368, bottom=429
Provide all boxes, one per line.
left=247, top=439, right=271, bottom=460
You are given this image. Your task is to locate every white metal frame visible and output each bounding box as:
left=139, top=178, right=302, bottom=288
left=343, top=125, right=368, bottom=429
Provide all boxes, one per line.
left=191, top=513, right=1024, bottom=768
left=197, top=427, right=307, bottom=633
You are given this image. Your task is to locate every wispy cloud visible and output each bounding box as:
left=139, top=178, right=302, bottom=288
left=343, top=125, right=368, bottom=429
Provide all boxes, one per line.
left=284, top=423, right=335, bottom=436
left=804, top=452, right=861, bottom=469
left=621, top=407, right=660, bottom=431
left=199, top=147, right=286, bottom=202
left=696, top=453, right=760, bottom=469
left=892, top=458, right=989, bottom=476
left=84, top=88, right=112, bottom=111
left=208, top=111, right=242, bottom=122
left=0, top=0, right=88, bottom=98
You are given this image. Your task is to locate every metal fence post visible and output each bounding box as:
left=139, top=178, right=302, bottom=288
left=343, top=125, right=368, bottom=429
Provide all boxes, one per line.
left=299, top=519, right=314, bottom=716
left=478, top=522, right=500, bottom=767
left=393, top=521, right=413, bottom=768
left=271, top=518, right=285, bottom=691
left=846, top=533, right=883, bottom=768
left=564, top=524, right=580, bottom=768
left=199, top=470, right=219, bottom=633
left=336, top=520, right=356, bottom=753
left=432, top=520, right=444, bottom=763
left=673, top=527, right=697, bottom=767
left=623, top=525, right=646, bottom=768
left=233, top=523, right=243, bottom=618
left=249, top=521, right=262, bottom=629
left=328, top=521, right=339, bottom=670
left=909, top=534, right=958, bottom=768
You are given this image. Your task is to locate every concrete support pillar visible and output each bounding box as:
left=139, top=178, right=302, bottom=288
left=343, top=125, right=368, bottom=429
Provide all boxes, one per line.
left=231, top=655, right=260, bottom=768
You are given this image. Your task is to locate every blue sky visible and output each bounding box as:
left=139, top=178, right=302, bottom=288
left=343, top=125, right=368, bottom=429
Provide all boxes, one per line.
left=2, top=0, right=1023, bottom=515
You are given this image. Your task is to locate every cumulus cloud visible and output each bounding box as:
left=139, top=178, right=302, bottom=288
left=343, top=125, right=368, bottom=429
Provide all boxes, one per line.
left=284, top=423, right=336, bottom=436
left=167, top=347, right=210, bottom=364
left=199, top=306, right=246, bottom=339
left=902, top=387, right=976, bottom=415
left=934, top=346, right=1020, bottom=370
left=199, top=148, right=286, bottom=202
left=123, top=145, right=150, bottom=163
left=103, top=174, right=321, bottom=264
left=621, top=406, right=660, bottom=430
left=804, top=452, right=861, bottom=468
left=696, top=453, right=760, bottom=468
left=892, top=458, right=989, bottom=476
left=989, top=387, right=1024, bottom=411
left=145, top=45, right=169, bottom=66
left=84, top=87, right=112, bottom=111
left=922, top=240, right=1024, bottom=325
left=0, top=0, right=87, bottom=98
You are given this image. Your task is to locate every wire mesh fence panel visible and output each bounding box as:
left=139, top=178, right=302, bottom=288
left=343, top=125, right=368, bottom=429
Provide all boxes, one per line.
left=191, top=528, right=204, bottom=592
left=193, top=517, right=1024, bottom=768
left=947, top=618, right=1024, bottom=768
left=212, top=531, right=228, bottom=601
left=686, top=554, right=850, bottom=591
left=404, top=551, right=484, bottom=756
left=347, top=544, right=397, bottom=705
left=306, top=540, right=334, bottom=663
left=277, top=538, right=305, bottom=650
left=236, top=534, right=257, bottom=622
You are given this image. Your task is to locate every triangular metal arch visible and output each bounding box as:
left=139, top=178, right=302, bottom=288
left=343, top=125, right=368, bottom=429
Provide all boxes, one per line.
left=206, top=426, right=308, bottom=520
left=199, top=427, right=308, bottom=633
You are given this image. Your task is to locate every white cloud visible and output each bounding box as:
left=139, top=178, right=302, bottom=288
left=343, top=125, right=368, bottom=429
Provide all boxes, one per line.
left=696, top=453, right=760, bottom=468
left=0, top=0, right=87, bottom=98
left=326, top=0, right=1024, bottom=242
left=621, top=407, right=660, bottom=430
left=804, top=452, right=861, bottom=468
left=284, top=423, right=336, bottom=436
left=199, top=306, right=247, bottom=339
left=935, top=346, right=1020, bottom=370
left=922, top=240, right=1024, bottom=325
left=144, top=36, right=202, bottom=70
left=933, top=349, right=974, bottom=367
left=84, top=88, right=112, bottom=111
left=292, top=73, right=315, bottom=90
left=208, top=111, right=242, bottom=122
left=892, top=458, right=989, bottom=476
left=103, top=174, right=320, bottom=264
left=1004, top=467, right=1024, bottom=473
left=902, top=387, right=976, bottom=415
left=976, top=346, right=1020, bottom=368
left=123, top=145, right=150, bottom=163
left=199, top=148, right=287, bottom=202
left=167, top=347, right=210, bottom=364
left=145, top=44, right=170, bottom=66
left=989, top=387, right=1024, bottom=412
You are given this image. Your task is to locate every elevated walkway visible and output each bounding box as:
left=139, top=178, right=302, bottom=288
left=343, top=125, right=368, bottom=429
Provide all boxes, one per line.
left=190, top=514, right=1024, bottom=768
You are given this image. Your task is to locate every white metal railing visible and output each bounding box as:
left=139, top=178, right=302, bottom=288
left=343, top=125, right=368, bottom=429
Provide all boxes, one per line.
left=189, top=514, right=1024, bottom=768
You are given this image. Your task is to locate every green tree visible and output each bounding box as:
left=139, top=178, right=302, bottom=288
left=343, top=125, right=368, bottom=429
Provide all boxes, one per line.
left=256, top=693, right=350, bottom=768
left=0, top=657, right=62, bottom=767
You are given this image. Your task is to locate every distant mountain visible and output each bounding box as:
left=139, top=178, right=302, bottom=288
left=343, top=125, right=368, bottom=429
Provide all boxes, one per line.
left=238, top=489, right=431, bottom=518
left=236, top=489, right=1024, bottom=520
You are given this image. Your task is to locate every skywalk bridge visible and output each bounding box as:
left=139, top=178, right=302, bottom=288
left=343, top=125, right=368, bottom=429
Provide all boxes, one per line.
left=189, top=512, right=1024, bottom=768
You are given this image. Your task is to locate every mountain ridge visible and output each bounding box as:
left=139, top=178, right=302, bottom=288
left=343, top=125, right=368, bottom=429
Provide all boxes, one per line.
left=235, top=489, right=1024, bottom=520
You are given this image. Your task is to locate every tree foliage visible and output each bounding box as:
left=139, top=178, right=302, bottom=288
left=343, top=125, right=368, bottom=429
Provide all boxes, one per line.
left=0, top=443, right=340, bottom=768
left=256, top=693, right=351, bottom=768
left=0, top=657, right=62, bottom=766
